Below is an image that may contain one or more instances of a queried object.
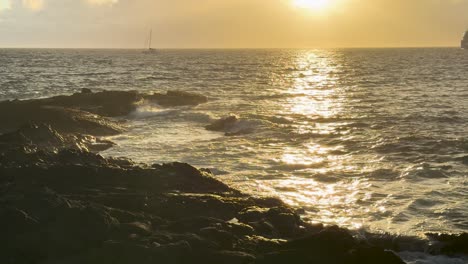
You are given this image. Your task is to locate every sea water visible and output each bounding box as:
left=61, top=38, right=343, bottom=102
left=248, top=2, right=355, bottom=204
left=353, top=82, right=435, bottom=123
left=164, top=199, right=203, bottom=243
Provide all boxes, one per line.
left=1, top=48, right=467, bottom=261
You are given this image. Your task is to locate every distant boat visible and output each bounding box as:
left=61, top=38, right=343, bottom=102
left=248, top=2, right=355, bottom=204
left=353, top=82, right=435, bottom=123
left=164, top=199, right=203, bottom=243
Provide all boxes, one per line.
left=144, top=29, right=157, bottom=53
left=462, top=30, right=468, bottom=49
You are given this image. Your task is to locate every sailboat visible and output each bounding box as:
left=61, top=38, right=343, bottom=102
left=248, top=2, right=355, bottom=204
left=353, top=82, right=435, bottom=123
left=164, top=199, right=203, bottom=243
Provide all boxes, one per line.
left=144, top=29, right=157, bottom=53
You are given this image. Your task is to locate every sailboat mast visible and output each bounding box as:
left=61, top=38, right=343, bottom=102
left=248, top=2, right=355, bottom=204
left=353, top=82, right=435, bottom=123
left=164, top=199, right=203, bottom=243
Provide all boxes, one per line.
left=149, top=29, right=152, bottom=50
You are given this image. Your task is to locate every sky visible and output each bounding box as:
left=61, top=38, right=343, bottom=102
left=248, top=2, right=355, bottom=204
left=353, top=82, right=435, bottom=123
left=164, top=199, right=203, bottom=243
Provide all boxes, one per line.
left=0, top=0, right=467, bottom=48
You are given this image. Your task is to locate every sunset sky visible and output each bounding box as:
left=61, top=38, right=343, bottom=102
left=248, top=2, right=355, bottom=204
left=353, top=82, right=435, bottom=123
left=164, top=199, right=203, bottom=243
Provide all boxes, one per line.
left=0, top=0, right=467, bottom=48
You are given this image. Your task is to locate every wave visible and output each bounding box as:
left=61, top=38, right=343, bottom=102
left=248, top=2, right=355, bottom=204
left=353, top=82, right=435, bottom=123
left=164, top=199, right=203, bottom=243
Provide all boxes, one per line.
left=180, top=111, right=216, bottom=123
left=224, top=119, right=262, bottom=136
left=400, top=163, right=449, bottom=180
left=128, top=104, right=178, bottom=119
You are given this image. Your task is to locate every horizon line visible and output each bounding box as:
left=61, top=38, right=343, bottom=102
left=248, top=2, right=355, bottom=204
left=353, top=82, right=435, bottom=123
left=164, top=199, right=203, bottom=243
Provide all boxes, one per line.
left=0, top=46, right=461, bottom=50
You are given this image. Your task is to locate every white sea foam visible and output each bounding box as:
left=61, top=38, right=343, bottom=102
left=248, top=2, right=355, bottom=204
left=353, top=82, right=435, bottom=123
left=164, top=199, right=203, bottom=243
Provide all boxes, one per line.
left=128, top=104, right=178, bottom=119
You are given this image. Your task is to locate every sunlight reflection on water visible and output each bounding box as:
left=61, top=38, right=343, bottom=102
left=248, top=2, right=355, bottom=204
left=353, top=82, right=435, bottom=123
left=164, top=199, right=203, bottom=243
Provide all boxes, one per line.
left=268, top=51, right=371, bottom=229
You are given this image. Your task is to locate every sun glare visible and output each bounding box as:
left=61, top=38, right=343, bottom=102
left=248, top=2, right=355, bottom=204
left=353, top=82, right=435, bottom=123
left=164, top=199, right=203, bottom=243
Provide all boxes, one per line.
left=293, top=0, right=331, bottom=11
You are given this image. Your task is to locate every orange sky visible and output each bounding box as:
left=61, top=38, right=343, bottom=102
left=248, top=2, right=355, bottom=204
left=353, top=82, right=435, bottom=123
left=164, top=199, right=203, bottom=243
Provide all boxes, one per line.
left=0, top=0, right=467, bottom=48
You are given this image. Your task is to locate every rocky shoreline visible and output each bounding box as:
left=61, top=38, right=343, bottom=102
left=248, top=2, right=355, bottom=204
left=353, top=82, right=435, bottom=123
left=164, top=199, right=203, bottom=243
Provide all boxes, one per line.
left=0, top=90, right=466, bottom=264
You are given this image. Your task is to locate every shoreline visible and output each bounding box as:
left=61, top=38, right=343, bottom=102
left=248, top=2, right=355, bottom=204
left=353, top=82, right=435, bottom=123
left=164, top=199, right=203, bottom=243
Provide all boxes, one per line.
left=0, top=90, right=466, bottom=263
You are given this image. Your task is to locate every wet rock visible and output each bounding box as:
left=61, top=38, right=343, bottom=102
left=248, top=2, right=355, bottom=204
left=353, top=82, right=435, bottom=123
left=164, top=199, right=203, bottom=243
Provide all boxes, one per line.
left=0, top=146, right=412, bottom=264
left=145, top=90, right=208, bottom=107
left=43, top=204, right=119, bottom=254
left=426, top=232, right=468, bottom=255
left=263, top=226, right=406, bottom=264
left=47, top=90, right=142, bottom=117
left=349, top=247, right=405, bottom=264
left=283, top=226, right=355, bottom=252
left=199, top=226, right=236, bottom=248
left=97, top=240, right=194, bottom=264
left=0, top=187, right=119, bottom=262
left=204, top=250, right=256, bottom=264
left=168, top=216, right=225, bottom=232
left=0, top=90, right=209, bottom=137
left=205, top=115, right=255, bottom=136
left=0, top=208, right=39, bottom=238
left=152, top=162, right=237, bottom=193
left=206, top=115, right=239, bottom=131
left=81, top=88, right=92, bottom=94
left=119, top=221, right=153, bottom=237
left=0, top=123, right=115, bottom=153
left=237, top=206, right=302, bottom=237
left=265, top=207, right=302, bottom=237
left=0, top=103, right=123, bottom=136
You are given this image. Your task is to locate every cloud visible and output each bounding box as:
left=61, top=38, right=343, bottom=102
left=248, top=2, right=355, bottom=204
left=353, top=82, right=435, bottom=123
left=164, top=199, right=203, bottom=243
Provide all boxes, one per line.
left=22, top=0, right=44, bottom=11
left=0, top=0, right=11, bottom=12
left=85, top=0, right=118, bottom=6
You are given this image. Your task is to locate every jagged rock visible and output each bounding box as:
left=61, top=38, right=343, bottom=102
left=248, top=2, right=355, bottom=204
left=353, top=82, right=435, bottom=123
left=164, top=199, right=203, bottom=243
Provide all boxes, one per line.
left=0, top=103, right=123, bottom=136
left=0, top=90, right=209, bottom=136
left=238, top=207, right=302, bottom=237
left=0, top=147, right=410, bottom=264
left=46, top=90, right=142, bottom=117
left=0, top=187, right=119, bottom=262
left=0, top=123, right=115, bottom=153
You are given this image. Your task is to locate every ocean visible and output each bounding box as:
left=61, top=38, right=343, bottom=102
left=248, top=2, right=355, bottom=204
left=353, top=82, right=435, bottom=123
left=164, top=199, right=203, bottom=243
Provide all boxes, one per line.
left=1, top=48, right=467, bottom=262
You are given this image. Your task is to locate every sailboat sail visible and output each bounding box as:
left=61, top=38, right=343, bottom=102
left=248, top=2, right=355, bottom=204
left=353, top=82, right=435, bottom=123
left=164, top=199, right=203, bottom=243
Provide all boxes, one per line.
left=144, top=29, right=156, bottom=53
left=148, top=29, right=152, bottom=50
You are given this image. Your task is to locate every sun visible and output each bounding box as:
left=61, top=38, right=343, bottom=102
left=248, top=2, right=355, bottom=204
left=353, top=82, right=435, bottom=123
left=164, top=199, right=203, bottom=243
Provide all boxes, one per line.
left=293, top=0, right=331, bottom=11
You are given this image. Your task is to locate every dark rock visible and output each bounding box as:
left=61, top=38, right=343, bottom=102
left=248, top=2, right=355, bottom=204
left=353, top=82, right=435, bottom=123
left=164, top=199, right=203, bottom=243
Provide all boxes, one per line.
left=204, top=250, right=256, bottom=264
left=0, top=123, right=115, bottom=153
left=199, top=226, right=236, bottom=248
left=0, top=90, right=209, bottom=137
left=205, top=115, right=255, bottom=136
left=226, top=221, right=255, bottom=237
left=152, top=162, right=237, bottom=193
left=0, top=208, right=39, bottom=237
left=42, top=90, right=142, bottom=117
left=119, top=221, right=153, bottom=237
left=81, top=88, right=92, bottom=94
left=43, top=204, right=119, bottom=254
left=168, top=216, right=225, bottom=233
left=349, top=247, right=405, bottom=264
left=259, top=250, right=310, bottom=264
left=283, top=226, right=355, bottom=252
left=0, top=103, right=123, bottom=136
left=426, top=232, right=468, bottom=255
left=145, top=90, right=208, bottom=107
left=206, top=115, right=239, bottom=131
left=0, top=143, right=419, bottom=264
left=237, top=206, right=302, bottom=237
